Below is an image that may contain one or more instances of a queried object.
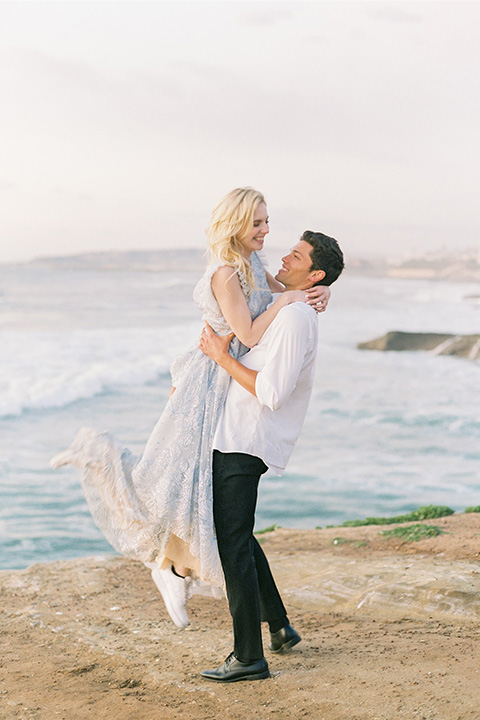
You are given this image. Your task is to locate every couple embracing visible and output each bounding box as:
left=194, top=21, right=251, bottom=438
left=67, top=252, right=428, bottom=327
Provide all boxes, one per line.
left=51, top=187, right=344, bottom=682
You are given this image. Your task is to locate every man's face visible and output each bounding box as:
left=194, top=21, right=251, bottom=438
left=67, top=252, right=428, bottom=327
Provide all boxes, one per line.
left=275, top=240, right=317, bottom=290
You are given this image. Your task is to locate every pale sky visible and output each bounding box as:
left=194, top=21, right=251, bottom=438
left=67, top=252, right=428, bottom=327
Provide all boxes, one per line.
left=1, top=0, right=479, bottom=263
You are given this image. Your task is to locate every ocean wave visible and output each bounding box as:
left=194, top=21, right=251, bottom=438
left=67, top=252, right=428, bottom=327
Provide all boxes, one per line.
left=0, top=325, right=197, bottom=418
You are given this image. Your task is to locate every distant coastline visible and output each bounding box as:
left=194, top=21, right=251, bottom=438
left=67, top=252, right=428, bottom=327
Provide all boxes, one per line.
left=4, top=246, right=480, bottom=282
left=16, top=248, right=207, bottom=273
left=348, top=247, right=480, bottom=283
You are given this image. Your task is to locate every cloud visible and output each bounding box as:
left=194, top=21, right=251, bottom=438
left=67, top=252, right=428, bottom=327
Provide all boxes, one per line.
left=365, top=4, right=423, bottom=25
left=238, top=1, right=293, bottom=27
left=0, top=1, right=478, bottom=262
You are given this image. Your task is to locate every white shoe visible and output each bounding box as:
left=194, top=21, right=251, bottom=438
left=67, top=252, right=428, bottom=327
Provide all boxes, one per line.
left=150, top=565, right=189, bottom=629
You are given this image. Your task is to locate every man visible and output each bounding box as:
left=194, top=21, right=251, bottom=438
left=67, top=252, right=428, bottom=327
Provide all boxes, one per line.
left=198, top=230, right=344, bottom=682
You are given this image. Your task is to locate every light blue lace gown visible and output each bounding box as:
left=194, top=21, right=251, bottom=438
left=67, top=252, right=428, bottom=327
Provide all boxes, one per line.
left=51, top=252, right=272, bottom=591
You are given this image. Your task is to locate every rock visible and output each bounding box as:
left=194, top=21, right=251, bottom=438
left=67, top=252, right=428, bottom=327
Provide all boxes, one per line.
left=358, top=331, right=480, bottom=360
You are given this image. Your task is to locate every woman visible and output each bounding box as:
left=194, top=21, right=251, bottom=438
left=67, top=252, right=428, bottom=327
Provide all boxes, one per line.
left=51, top=188, right=329, bottom=624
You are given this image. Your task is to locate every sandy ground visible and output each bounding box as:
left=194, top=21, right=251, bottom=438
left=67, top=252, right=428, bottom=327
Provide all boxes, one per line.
left=2, top=514, right=480, bottom=720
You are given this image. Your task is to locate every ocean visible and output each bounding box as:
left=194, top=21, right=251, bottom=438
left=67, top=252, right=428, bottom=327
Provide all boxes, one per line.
left=1, top=253, right=479, bottom=570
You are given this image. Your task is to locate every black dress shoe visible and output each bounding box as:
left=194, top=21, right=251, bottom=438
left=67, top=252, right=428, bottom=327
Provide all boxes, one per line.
left=200, top=653, right=270, bottom=682
left=269, top=624, right=301, bottom=653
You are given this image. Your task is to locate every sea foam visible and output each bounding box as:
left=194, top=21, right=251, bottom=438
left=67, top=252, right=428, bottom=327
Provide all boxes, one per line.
left=0, top=325, right=198, bottom=418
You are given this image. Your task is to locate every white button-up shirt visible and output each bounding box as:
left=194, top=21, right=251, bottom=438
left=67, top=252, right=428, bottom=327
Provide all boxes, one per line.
left=213, top=301, right=318, bottom=475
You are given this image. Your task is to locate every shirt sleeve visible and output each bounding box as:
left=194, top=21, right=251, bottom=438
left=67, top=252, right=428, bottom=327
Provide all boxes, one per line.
left=254, top=306, right=313, bottom=411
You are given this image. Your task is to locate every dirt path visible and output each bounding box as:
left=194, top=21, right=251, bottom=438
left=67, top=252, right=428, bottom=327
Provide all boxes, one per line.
left=2, top=515, right=480, bottom=720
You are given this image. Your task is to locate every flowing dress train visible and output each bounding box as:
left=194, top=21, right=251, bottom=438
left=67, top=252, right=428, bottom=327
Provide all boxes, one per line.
left=51, top=252, right=272, bottom=591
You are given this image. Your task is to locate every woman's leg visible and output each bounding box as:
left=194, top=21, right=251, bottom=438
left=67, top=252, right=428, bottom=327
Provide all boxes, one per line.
left=162, top=534, right=195, bottom=577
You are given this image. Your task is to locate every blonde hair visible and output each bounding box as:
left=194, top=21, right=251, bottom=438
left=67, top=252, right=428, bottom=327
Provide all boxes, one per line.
left=206, top=187, right=266, bottom=291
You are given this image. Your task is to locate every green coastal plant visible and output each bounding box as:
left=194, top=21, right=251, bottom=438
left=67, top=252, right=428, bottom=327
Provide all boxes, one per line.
left=331, top=537, right=367, bottom=548
left=465, top=506, right=480, bottom=513
left=254, top=524, right=282, bottom=535
left=379, top=523, right=445, bottom=542
left=331, top=537, right=352, bottom=546
left=339, top=505, right=454, bottom=528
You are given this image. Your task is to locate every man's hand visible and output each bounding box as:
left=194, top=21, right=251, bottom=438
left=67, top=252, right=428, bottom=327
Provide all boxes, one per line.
left=199, top=322, right=258, bottom=397
left=199, top=322, right=235, bottom=365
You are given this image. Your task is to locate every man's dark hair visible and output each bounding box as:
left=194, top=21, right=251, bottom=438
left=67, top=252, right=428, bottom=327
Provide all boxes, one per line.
left=301, top=230, right=345, bottom=286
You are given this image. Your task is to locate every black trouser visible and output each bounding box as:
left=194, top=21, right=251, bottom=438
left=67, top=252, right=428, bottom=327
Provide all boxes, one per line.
left=212, top=450, right=288, bottom=662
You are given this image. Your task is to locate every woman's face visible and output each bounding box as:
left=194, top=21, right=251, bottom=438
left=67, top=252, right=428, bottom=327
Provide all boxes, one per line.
left=238, top=202, right=269, bottom=257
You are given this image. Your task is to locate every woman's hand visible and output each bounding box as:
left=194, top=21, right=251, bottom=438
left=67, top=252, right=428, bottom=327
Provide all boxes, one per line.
left=282, top=286, right=331, bottom=313
left=305, top=285, right=331, bottom=313
left=282, top=289, right=307, bottom=305
left=199, top=322, right=235, bottom=364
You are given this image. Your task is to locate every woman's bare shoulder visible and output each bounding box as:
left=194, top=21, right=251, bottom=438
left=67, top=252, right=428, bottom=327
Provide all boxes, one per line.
left=210, top=264, right=244, bottom=300
left=211, top=264, right=239, bottom=282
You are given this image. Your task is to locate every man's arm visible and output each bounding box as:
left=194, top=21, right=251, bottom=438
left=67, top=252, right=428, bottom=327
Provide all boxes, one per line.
left=200, top=306, right=314, bottom=411
left=254, top=307, right=312, bottom=411
left=199, top=324, right=259, bottom=397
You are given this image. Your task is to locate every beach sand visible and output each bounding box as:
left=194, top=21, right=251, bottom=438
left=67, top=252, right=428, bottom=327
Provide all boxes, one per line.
left=2, top=513, right=480, bottom=720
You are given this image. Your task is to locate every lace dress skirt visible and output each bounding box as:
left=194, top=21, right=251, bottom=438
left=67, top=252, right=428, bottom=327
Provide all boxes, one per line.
left=51, top=252, right=272, bottom=591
